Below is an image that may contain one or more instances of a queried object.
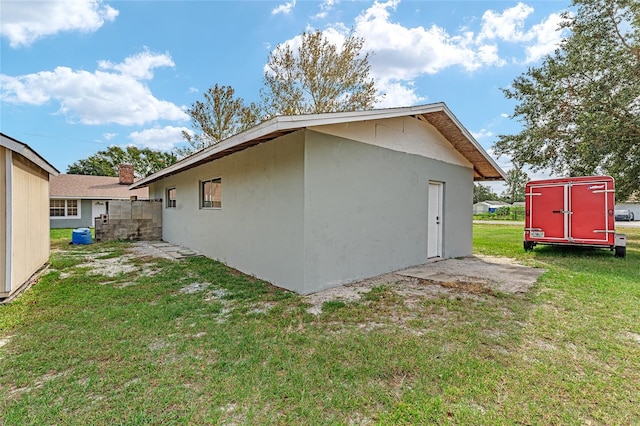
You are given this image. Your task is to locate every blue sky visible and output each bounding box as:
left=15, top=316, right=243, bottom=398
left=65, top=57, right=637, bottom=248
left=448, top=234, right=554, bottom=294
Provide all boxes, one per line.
left=1, top=0, right=571, bottom=188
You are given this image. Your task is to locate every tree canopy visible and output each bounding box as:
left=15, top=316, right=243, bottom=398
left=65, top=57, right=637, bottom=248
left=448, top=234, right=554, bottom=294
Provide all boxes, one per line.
left=473, top=183, right=500, bottom=203
left=493, top=0, right=640, bottom=200
left=178, top=29, right=378, bottom=158
left=501, top=167, right=529, bottom=203
left=67, top=146, right=177, bottom=178
left=261, top=30, right=378, bottom=116
left=176, top=84, right=260, bottom=158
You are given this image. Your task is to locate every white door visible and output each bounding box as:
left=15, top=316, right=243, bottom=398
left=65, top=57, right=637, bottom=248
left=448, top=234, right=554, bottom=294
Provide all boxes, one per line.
left=428, top=182, right=443, bottom=258
left=92, top=201, right=107, bottom=227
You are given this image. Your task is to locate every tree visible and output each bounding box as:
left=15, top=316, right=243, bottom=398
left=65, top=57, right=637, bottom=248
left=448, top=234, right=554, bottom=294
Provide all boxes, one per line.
left=474, top=183, right=500, bottom=203
left=261, top=29, right=378, bottom=116
left=493, top=0, right=640, bottom=200
left=67, top=146, right=177, bottom=178
left=176, top=84, right=260, bottom=158
left=501, top=167, right=529, bottom=203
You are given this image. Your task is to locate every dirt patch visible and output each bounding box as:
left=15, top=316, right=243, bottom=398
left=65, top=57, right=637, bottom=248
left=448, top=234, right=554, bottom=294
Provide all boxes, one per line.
left=70, top=248, right=163, bottom=280
left=179, top=282, right=210, bottom=294
left=399, top=255, right=545, bottom=295
left=304, top=255, right=545, bottom=315
left=75, top=254, right=140, bottom=277
left=0, top=335, right=13, bottom=348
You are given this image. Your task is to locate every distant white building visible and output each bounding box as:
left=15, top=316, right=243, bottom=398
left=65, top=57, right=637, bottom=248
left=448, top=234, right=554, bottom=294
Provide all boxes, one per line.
left=473, top=200, right=511, bottom=215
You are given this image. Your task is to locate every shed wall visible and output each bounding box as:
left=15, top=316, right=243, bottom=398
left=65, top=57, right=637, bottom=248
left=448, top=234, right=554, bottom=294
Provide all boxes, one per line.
left=9, top=154, right=50, bottom=296
left=473, top=203, right=490, bottom=214
left=302, top=130, right=473, bottom=293
left=0, top=147, right=6, bottom=292
left=150, top=131, right=306, bottom=291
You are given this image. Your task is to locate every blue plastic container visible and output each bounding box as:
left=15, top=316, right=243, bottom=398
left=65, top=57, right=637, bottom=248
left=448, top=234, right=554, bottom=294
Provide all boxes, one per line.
left=71, top=228, right=92, bottom=245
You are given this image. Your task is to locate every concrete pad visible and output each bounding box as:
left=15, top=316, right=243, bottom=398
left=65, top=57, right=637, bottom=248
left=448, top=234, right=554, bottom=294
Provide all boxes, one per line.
left=398, top=255, right=545, bottom=294
left=149, top=242, right=174, bottom=248
left=130, top=241, right=201, bottom=260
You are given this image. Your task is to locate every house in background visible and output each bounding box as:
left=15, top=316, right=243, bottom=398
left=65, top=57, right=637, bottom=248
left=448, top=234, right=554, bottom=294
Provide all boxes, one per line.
left=1, top=133, right=59, bottom=300
left=472, top=200, right=512, bottom=215
left=50, top=165, right=149, bottom=229
left=131, top=103, right=505, bottom=294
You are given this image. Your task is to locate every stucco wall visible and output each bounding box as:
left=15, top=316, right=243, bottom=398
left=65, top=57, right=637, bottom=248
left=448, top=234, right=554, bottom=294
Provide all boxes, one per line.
left=149, top=122, right=474, bottom=294
left=302, top=130, right=473, bottom=293
left=309, top=116, right=472, bottom=170
left=0, top=147, right=6, bottom=292
left=150, top=131, right=305, bottom=291
left=50, top=199, right=93, bottom=229
left=9, top=154, right=50, bottom=296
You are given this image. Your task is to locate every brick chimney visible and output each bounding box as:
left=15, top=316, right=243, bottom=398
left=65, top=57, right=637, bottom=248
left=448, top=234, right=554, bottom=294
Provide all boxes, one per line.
left=118, top=164, right=135, bottom=185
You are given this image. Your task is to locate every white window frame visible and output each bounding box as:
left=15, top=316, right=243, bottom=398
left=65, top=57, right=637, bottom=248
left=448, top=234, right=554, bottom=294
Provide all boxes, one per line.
left=166, top=187, right=176, bottom=208
left=200, top=177, right=222, bottom=209
left=50, top=198, right=81, bottom=219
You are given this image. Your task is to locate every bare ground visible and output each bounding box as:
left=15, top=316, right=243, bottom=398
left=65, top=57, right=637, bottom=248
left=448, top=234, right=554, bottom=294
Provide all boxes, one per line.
left=56, top=243, right=545, bottom=319
left=304, top=255, right=545, bottom=315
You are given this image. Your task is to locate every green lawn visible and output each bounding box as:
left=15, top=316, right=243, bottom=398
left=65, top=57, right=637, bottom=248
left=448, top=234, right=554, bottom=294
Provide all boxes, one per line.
left=1, top=225, right=639, bottom=425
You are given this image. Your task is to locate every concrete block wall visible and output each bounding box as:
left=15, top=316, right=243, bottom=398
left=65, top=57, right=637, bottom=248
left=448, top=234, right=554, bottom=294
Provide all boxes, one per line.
left=95, top=200, right=162, bottom=241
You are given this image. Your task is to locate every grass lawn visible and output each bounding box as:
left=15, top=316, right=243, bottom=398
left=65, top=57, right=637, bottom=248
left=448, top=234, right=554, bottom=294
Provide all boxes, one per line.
left=1, top=225, right=639, bottom=425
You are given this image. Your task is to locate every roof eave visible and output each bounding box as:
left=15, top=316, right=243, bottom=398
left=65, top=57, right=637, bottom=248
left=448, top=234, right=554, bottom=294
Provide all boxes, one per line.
left=0, top=132, right=60, bottom=176
left=130, top=103, right=505, bottom=188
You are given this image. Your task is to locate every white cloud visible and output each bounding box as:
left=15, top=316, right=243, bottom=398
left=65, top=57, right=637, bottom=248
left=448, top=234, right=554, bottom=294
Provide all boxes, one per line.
left=313, top=0, right=338, bottom=20
left=356, top=0, right=506, bottom=82
left=0, top=51, right=188, bottom=125
left=0, top=0, right=118, bottom=48
left=375, top=79, right=425, bottom=108
left=478, top=3, right=569, bottom=63
left=268, top=1, right=568, bottom=108
left=272, top=0, right=296, bottom=16
left=478, top=3, right=535, bottom=43
left=471, top=129, right=494, bottom=140
left=523, top=13, right=568, bottom=63
left=98, top=49, right=175, bottom=80
left=103, top=132, right=117, bottom=141
left=128, top=126, right=193, bottom=150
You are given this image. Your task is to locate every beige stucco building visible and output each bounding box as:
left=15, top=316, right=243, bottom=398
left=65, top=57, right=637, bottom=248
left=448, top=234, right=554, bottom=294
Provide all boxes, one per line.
left=132, top=104, right=505, bottom=294
left=1, top=133, right=59, bottom=300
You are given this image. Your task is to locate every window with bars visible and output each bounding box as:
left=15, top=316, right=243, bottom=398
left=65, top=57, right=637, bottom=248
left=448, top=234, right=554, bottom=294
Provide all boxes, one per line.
left=167, top=188, right=176, bottom=208
left=50, top=199, right=80, bottom=218
left=201, top=178, right=222, bottom=209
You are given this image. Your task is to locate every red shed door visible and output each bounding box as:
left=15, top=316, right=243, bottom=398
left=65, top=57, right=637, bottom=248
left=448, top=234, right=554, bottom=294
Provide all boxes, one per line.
left=529, top=183, right=566, bottom=241
left=569, top=180, right=613, bottom=244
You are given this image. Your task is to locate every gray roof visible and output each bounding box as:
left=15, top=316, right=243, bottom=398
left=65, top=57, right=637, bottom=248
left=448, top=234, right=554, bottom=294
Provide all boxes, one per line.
left=131, top=103, right=506, bottom=189
left=0, top=132, right=59, bottom=176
